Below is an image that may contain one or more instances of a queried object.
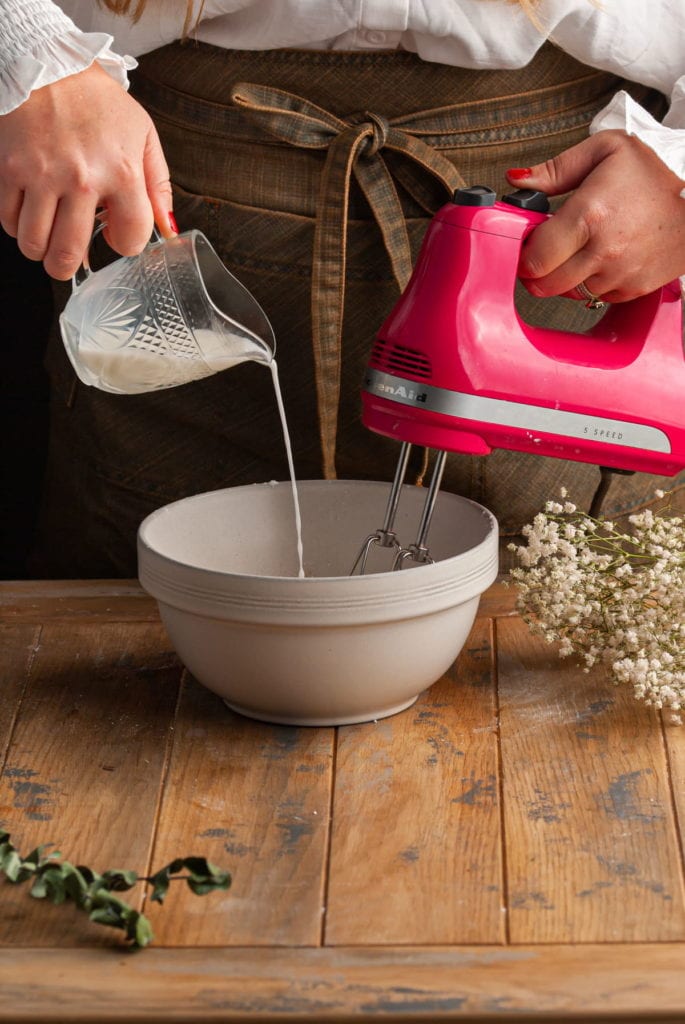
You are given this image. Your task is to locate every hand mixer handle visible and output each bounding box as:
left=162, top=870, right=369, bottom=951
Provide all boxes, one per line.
left=438, top=189, right=682, bottom=361
left=584, top=281, right=682, bottom=354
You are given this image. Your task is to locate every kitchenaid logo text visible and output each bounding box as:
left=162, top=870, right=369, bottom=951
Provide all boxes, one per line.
left=373, top=381, right=428, bottom=403
left=583, top=425, right=624, bottom=441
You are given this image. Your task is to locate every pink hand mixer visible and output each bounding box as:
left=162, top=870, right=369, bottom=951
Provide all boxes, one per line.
left=353, top=185, right=685, bottom=573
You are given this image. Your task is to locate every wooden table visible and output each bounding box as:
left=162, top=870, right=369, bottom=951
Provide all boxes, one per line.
left=1, top=579, right=684, bottom=1023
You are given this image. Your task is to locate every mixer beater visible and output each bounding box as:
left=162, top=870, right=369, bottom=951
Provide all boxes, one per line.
left=352, top=185, right=685, bottom=575
left=350, top=443, right=446, bottom=573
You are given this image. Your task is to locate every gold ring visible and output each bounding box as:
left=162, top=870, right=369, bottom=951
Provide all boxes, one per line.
left=576, top=280, right=606, bottom=310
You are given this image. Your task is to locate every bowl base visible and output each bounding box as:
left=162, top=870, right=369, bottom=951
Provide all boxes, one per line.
left=222, top=694, right=420, bottom=727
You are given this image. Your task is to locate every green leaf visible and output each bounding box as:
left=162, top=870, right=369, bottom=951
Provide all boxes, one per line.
left=181, top=857, right=231, bottom=896
left=147, top=871, right=170, bottom=904
left=147, top=859, right=184, bottom=904
left=1, top=849, right=25, bottom=883
left=22, top=843, right=56, bottom=867
left=0, top=834, right=52, bottom=885
left=89, top=905, right=121, bottom=926
left=59, top=862, right=91, bottom=904
left=88, top=890, right=135, bottom=932
left=132, top=911, right=154, bottom=948
left=29, top=873, right=50, bottom=900
left=0, top=831, right=228, bottom=949
left=100, top=868, right=139, bottom=892
left=75, top=865, right=98, bottom=887
left=33, top=866, right=68, bottom=904
left=0, top=839, right=19, bottom=873
left=146, top=857, right=231, bottom=902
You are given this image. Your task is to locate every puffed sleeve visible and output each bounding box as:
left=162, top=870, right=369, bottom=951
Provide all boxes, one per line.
left=590, top=89, right=685, bottom=190
left=0, top=0, right=135, bottom=115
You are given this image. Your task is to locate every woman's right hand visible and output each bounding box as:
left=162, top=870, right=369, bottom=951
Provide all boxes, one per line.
left=0, top=61, right=175, bottom=280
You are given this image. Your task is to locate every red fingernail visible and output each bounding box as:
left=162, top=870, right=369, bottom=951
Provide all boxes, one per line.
left=507, top=168, right=532, bottom=179
left=168, top=211, right=179, bottom=234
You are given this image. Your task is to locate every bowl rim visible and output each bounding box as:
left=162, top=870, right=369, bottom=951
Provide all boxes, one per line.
left=137, top=480, right=499, bottom=625
left=137, top=478, right=498, bottom=586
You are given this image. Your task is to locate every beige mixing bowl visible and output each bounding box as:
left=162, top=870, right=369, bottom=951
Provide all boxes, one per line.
left=138, top=480, right=498, bottom=726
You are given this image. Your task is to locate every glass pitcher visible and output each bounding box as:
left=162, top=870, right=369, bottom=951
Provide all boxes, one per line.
left=59, top=226, right=275, bottom=395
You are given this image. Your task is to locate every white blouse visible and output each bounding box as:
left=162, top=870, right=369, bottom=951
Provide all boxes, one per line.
left=2, top=0, right=685, bottom=184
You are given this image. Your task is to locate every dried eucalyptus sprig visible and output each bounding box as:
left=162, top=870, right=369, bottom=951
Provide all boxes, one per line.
left=509, top=490, right=685, bottom=721
left=0, top=830, right=231, bottom=948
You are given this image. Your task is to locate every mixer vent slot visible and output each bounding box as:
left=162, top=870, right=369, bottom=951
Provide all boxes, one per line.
left=370, top=339, right=432, bottom=379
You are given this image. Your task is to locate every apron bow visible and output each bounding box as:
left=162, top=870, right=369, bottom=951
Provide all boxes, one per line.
left=231, top=82, right=465, bottom=478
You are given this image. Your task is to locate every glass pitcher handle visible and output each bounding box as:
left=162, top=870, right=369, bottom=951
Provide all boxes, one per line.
left=73, top=219, right=163, bottom=289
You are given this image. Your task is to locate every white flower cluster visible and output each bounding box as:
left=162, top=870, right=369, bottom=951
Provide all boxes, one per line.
left=509, top=489, right=685, bottom=722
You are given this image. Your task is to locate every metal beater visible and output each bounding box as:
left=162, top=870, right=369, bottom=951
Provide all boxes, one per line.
left=350, top=443, right=446, bottom=573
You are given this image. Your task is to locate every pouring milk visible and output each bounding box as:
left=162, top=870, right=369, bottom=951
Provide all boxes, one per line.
left=59, top=227, right=306, bottom=577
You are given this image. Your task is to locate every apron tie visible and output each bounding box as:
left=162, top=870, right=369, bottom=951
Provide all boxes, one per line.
left=231, top=82, right=466, bottom=479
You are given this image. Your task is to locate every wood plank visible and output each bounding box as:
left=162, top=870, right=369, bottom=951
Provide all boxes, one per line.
left=144, top=677, right=334, bottom=947
left=497, top=616, right=685, bottom=943
left=0, top=624, right=39, bottom=769
left=0, top=621, right=181, bottom=947
left=662, top=714, right=685, bottom=875
left=1, top=944, right=685, bottom=1022
left=325, top=619, right=503, bottom=945
left=0, top=580, right=158, bottom=622
left=475, top=579, right=516, bottom=619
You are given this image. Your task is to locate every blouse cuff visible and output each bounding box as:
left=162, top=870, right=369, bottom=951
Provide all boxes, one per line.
left=590, top=90, right=685, bottom=194
left=0, top=30, right=136, bottom=116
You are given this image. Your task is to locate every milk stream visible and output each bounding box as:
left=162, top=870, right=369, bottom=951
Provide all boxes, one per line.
left=270, top=360, right=305, bottom=578
left=74, top=336, right=305, bottom=578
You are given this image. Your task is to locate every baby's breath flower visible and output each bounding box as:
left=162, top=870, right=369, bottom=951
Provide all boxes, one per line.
left=510, top=489, right=684, bottom=720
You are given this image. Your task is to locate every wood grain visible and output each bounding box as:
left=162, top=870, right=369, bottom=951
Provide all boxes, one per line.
left=475, top=579, right=516, bottom=619
left=325, top=619, right=503, bottom=945
left=2, top=580, right=685, bottom=1022
left=144, top=677, right=334, bottom=946
left=662, top=714, right=685, bottom=876
left=0, top=580, right=158, bottom=622
left=0, top=621, right=181, bottom=946
left=0, top=624, right=38, bottom=766
left=1, top=944, right=684, bottom=1022
left=497, top=615, right=685, bottom=943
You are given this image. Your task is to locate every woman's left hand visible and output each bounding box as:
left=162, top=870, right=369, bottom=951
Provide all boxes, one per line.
left=507, top=130, right=685, bottom=303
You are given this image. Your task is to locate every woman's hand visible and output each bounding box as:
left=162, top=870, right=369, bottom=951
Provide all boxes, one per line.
left=507, top=130, right=685, bottom=303
left=0, top=62, right=174, bottom=280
